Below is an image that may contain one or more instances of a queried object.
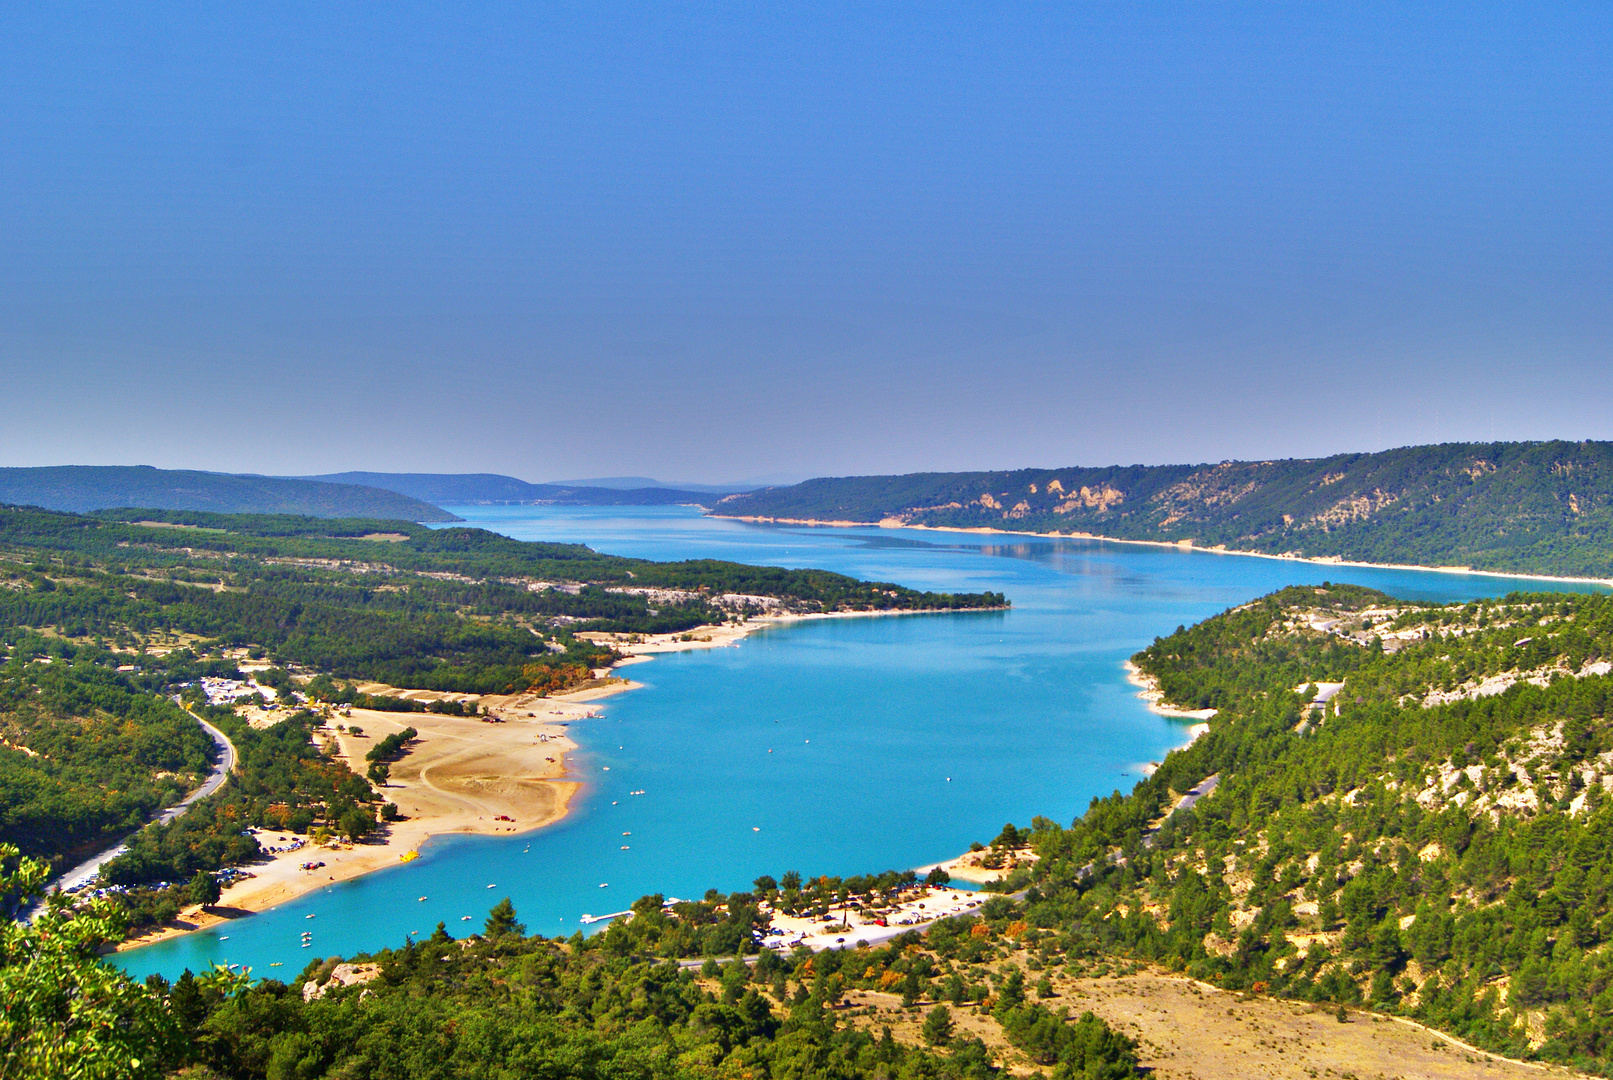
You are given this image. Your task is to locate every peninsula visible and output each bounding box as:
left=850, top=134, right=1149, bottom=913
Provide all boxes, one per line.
left=0, top=503, right=1004, bottom=944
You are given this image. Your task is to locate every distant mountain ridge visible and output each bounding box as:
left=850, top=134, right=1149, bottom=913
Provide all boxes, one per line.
left=547, top=476, right=762, bottom=494
left=0, top=466, right=459, bottom=521
left=302, top=472, right=719, bottom=507
left=713, top=441, right=1613, bottom=579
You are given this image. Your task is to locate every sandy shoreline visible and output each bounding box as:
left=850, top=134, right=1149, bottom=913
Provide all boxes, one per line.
left=118, top=609, right=935, bottom=951
left=1122, top=659, right=1217, bottom=725
left=117, top=685, right=605, bottom=951
left=714, top=515, right=1613, bottom=589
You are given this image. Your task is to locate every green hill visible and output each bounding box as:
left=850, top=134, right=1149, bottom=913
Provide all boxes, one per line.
left=998, top=583, right=1613, bottom=1068
left=0, top=466, right=459, bottom=521
left=713, top=441, right=1613, bottom=578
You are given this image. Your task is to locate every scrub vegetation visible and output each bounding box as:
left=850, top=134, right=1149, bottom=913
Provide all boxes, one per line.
left=1005, top=584, right=1613, bottom=1073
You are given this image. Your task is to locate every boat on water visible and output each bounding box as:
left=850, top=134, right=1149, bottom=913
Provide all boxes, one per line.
left=399, top=850, right=419, bottom=863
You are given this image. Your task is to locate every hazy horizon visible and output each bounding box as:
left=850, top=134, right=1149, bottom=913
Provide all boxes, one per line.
left=17, top=435, right=1613, bottom=496
left=3, top=4, right=1609, bottom=483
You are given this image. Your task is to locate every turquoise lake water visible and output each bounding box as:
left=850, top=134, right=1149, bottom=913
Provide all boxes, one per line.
left=117, top=507, right=1608, bottom=980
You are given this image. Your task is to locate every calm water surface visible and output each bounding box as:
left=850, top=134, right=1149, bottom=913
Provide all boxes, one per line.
left=117, top=507, right=1607, bottom=979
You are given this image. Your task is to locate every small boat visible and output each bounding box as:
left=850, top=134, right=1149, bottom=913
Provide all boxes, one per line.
left=620, top=845, right=629, bottom=850
left=270, top=962, right=283, bottom=967
left=399, top=851, right=419, bottom=863
left=219, top=936, right=229, bottom=940
left=305, top=914, right=316, bottom=919
left=599, top=882, right=608, bottom=888
left=486, top=883, right=496, bottom=888
left=461, top=916, right=472, bottom=921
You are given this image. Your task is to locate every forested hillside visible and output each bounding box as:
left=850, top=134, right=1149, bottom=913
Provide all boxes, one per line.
left=7, top=855, right=1141, bottom=1080
left=0, top=656, right=216, bottom=865
left=0, top=466, right=459, bottom=521
left=714, top=441, right=1613, bottom=578
left=1001, top=583, right=1613, bottom=1071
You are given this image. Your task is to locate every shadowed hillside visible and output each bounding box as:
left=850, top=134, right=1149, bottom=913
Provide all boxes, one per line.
left=0, top=466, right=458, bottom=522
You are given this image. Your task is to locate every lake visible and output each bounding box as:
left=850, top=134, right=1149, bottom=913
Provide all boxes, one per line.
left=116, top=506, right=1606, bottom=980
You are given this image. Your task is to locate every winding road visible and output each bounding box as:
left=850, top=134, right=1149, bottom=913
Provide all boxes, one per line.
left=28, top=704, right=238, bottom=915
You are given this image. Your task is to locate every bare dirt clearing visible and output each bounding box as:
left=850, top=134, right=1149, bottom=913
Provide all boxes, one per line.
left=831, top=963, right=1584, bottom=1079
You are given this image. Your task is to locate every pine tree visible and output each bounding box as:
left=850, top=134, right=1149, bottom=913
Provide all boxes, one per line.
left=484, top=897, right=525, bottom=937
left=921, top=1005, right=954, bottom=1045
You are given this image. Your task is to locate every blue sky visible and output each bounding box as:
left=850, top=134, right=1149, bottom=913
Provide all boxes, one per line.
left=1, top=3, right=1608, bottom=483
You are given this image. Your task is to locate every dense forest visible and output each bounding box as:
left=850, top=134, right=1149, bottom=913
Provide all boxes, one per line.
left=0, top=505, right=1003, bottom=699
left=713, top=440, right=1613, bottom=578
left=992, top=584, right=1613, bottom=1073
left=6, top=849, right=1140, bottom=1080
left=0, top=651, right=216, bottom=866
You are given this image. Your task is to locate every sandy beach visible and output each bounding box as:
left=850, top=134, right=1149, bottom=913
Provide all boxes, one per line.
left=118, top=610, right=909, bottom=949
left=1122, top=659, right=1217, bottom=725
left=116, top=684, right=611, bottom=950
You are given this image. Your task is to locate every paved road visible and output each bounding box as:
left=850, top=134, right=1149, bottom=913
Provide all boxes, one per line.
left=29, top=705, right=238, bottom=913
left=1066, top=771, right=1220, bottom=885
left=1167, top=772, right=1219, bottom=819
